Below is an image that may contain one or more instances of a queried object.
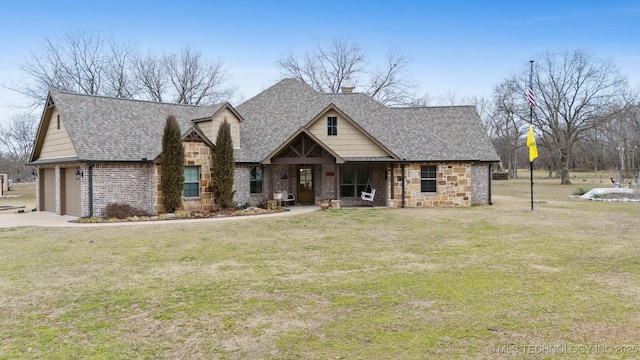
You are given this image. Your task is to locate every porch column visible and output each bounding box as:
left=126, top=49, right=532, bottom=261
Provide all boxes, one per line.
left=334, top=164, right=338, bottom=200
left=55, top=166, right=61, bottom=215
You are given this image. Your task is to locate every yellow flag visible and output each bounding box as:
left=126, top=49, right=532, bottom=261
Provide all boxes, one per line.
left=527, top=125, right=538, bottom=162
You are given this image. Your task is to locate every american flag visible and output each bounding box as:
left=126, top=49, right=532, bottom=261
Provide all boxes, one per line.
left=527, top=86, right=535, bottom=108
left=527, top=60, right=535, bottom=108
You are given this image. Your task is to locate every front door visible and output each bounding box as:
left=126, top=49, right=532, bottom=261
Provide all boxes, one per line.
left=297, top=165, right=314, bottom=204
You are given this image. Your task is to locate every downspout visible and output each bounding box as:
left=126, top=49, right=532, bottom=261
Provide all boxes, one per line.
left=269, top=163, right=273, bottom=198
left=89, top=164, right=94, bottom=217
left=488, top=163, right=493, bottom=205
left=334, top=163, right=338, bottom=200
left=401, top=159, right=406, bottom=208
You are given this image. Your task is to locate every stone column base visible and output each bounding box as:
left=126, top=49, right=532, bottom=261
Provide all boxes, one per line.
left=266, top=200, right=277, bottom=209
left=331, top=199, right=341, bottom=209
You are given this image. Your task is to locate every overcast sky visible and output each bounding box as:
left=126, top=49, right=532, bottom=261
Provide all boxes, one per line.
left=1, top=0, right=639, bottom=124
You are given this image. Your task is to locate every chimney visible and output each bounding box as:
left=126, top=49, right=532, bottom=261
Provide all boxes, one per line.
left=341, top=77, right=354, bottom=93
left=341, top=86, right=354, bottom=93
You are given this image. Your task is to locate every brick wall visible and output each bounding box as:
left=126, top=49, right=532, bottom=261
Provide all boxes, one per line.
left=319, top=163, right=337, bottom=201
left=337, top=164, right=386, bottom=207
left=471, top=163, right=491, bottom=205
left=234, top=165, right=272, bottom=207
left=90, top=162, right=155, bottom=217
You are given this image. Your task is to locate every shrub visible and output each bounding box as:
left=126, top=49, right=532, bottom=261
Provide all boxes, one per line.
left=104, top=203, right=150, bottom=219
left=77, top=217, right=104, bottom=223
left=572, top=187, right=588, bottom=196
left=174, top=210, right=192, bottom=219
left=157, top=213, right=174, bottom=220
left=256, top=199, right=269, bottom=209
left=161, top=115, right=184, bottom=213
left=233, top=201, right=251, bottom=210
left=211, top=119, right=235, bottom=208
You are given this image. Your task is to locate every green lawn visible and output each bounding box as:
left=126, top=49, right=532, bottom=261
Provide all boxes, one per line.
left=1, top=178, right=640, bottom=359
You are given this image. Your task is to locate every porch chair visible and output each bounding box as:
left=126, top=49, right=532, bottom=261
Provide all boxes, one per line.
left=361, top=188, right=376, bottom=202
left=281, top=190, right=296, bottom=206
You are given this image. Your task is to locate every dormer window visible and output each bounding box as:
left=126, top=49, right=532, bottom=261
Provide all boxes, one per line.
left=327, top=116, right=337, bottom=136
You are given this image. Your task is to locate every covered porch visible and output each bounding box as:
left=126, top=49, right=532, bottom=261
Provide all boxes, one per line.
left=263, top=132, right=388, bottom=207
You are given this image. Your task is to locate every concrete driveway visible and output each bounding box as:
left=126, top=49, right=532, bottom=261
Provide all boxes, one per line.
left=0, top=206, right=319, bottom=228
left=0, top=211, right=78, bottom=228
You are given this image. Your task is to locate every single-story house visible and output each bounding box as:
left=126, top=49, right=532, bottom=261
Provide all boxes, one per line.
left=28, top=78, right=500, bottom=217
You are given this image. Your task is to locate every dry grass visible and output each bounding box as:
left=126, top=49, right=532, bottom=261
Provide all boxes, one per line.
left=1, top=177, right=640, bottom=359
left=0, top=182, right=35, bottom=213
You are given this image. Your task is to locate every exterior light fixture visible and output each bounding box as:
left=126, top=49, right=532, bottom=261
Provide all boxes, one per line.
left=30, top=170, right=37, bottom=181
left=76, top=169, right=83, bottom=180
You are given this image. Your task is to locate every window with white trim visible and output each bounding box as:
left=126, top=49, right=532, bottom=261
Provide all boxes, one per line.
left=250, top=167, right=262, bottom=194
left=420, top=165, right=437, bottom=193
left=327, top=116, right=338, bottom=136
left=183, top=166, right=200, bottom=198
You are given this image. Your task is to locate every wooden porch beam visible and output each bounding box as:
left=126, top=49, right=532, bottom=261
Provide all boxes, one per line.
left=271, top=157, right=335, bottom=165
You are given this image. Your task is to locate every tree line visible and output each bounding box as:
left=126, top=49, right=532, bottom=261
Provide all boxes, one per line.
left=1, top=31, right=639, bottom=186
left=482, top=50, right=638, bottom=185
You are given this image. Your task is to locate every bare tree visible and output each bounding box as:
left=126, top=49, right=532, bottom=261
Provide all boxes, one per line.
left=365, top=51, right=417, bottom=105
left=132, top=52, right=169, bottom=103
left=278, top=38, right=366, bottom=94
left=104, top=40, right=139, bottom=98
left=164, top=47, right=236, bottom=105
left=12, top=30, right=112, bottom=107
left=405, top=93, right=431, bottom=107
left=508, top=50, right=630, bottom=184
left=599, top=102, right=640, bottom=180
left=10, top=30, right=235, bottom=107
left=277, top=37, right=424, bottom=105
left=488, top=79, right=529, bottom=177
left=435, top=90, right=461, bottom=106
left=0, top=112, right=38, bottom=181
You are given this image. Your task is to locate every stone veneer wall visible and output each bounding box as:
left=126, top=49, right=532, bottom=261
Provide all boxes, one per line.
left=154, top=141, right=214, bottom=214
left=89, top=162, right=155, bottom=217
left=387, top=162, right=472, bottom=208
left=471, top=163, right=491, bottom=205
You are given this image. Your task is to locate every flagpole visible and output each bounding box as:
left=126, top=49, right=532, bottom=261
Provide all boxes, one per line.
left=529, top=60, right=534, bottom=211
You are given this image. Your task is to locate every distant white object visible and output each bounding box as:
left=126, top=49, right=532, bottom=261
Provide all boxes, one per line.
left=580, top=188, right=633, bottom=199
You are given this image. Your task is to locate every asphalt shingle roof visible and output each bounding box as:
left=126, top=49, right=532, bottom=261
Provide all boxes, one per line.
left=391, top=106, right=501, bottom=161
left=48, top=91, right=220, bottom=161
left=236, top=78, right=500, bottom=162
left=37, top=79, right=499, bottom=164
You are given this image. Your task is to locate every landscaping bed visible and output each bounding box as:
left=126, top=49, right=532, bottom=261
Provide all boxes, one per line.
left=75, top=205, right=286, bottom=223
